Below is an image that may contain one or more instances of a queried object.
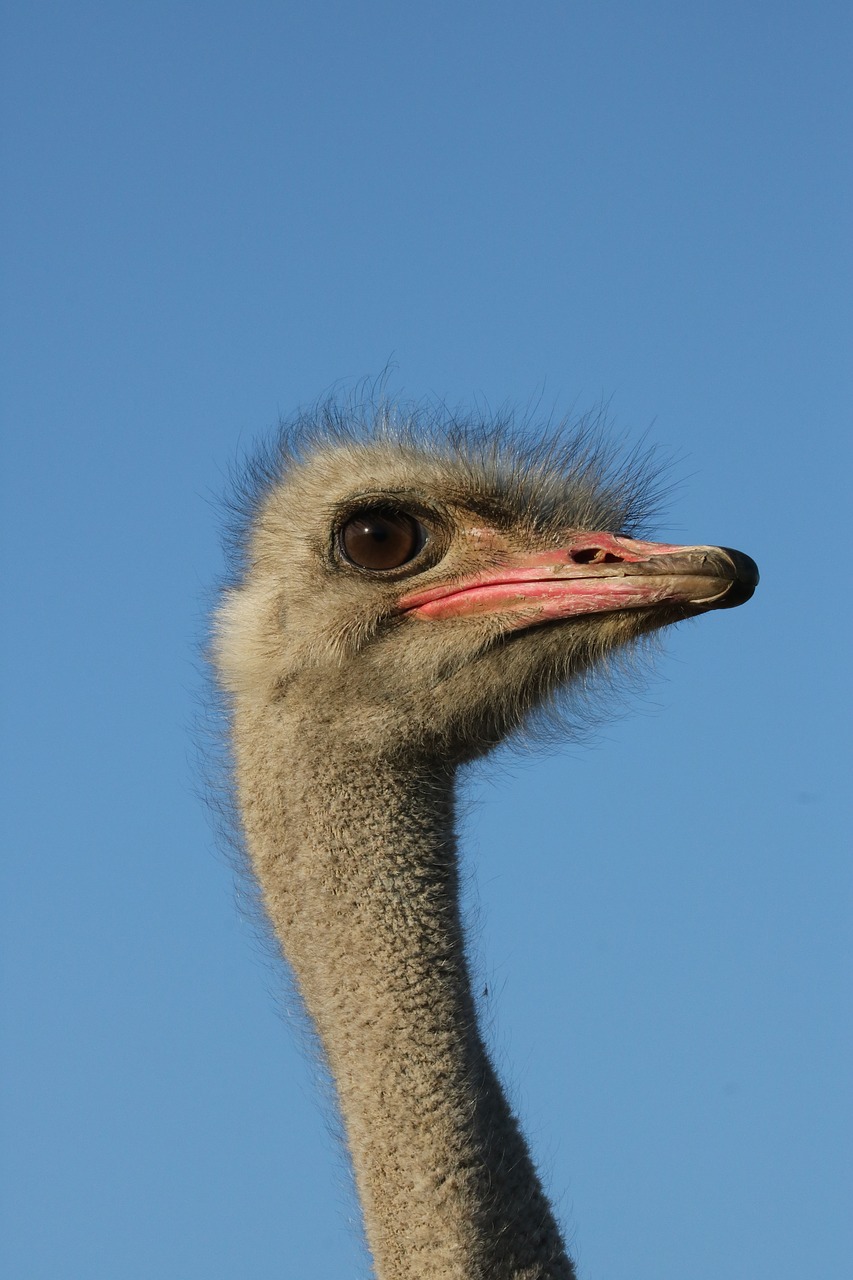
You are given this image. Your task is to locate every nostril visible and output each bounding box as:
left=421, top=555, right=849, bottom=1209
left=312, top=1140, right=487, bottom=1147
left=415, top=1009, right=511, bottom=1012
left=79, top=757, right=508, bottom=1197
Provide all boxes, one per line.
left=570, top=547, right=624, bottom=565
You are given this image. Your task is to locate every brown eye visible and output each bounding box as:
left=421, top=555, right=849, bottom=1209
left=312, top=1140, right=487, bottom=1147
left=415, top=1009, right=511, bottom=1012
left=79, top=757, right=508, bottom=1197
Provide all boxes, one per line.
left=340, top=510, right=424, bottom=570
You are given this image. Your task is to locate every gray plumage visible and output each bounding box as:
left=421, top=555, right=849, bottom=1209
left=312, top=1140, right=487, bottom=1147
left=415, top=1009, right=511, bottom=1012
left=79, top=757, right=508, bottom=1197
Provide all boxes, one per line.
left=212, top=400, right=757, bottom=1280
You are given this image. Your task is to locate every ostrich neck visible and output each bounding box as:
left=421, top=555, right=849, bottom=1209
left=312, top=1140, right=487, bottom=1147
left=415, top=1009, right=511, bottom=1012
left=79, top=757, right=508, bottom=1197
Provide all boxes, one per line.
left=234, top=702, right=575, bottom=1280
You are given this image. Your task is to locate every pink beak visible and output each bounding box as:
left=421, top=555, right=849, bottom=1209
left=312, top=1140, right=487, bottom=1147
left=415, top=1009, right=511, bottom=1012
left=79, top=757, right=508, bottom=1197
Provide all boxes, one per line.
left=398, top=533, right=758, bottom=626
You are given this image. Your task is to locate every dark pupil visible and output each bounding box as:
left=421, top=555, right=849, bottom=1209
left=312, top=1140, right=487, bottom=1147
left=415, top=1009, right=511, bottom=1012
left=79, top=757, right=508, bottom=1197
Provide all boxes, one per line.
left=341, top=511, right=419, bottom=570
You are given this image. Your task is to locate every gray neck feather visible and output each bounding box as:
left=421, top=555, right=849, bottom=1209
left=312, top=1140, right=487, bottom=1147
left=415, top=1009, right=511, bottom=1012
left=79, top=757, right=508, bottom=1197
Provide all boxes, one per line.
left=234, top=701, right=575, bottom=1280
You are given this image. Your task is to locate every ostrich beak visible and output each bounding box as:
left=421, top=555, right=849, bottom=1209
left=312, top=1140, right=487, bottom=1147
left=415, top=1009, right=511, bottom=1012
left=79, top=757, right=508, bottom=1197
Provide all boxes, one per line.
left=399, top=533, right=759, bottom=625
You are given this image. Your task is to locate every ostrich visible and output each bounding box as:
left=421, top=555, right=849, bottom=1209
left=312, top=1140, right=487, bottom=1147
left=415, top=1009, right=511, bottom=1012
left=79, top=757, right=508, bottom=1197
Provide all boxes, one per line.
left=213, top=402, right=758, bottom=1280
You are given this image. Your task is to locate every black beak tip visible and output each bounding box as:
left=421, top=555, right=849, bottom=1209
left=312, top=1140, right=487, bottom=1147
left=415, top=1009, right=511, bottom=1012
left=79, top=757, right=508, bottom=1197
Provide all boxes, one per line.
left=717, top=547, right=759, bottom=608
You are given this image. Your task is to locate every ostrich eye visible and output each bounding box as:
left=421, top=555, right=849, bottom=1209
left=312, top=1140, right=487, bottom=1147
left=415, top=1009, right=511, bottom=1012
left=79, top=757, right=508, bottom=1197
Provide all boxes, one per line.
left=340, top=510, right=424, bottom=571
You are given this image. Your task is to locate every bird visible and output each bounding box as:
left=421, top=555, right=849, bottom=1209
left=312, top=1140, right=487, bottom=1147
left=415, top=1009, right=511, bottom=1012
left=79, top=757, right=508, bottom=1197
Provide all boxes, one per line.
left=212, top=399, right=758, bottom=1280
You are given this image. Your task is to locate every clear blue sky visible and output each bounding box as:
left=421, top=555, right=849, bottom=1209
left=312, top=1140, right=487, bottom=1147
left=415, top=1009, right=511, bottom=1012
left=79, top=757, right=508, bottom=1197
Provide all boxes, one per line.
left=2, top=3, right=850, bottom=1277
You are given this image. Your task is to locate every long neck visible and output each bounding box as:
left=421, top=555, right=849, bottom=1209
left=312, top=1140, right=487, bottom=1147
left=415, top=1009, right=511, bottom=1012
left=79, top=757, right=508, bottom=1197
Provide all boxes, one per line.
left=233, top=700, right=575, bottom=1280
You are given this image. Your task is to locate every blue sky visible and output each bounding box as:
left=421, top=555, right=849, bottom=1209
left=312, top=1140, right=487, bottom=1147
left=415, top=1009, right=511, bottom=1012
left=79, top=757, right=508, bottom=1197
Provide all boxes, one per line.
left=2, top=3, right=850, bottom=1277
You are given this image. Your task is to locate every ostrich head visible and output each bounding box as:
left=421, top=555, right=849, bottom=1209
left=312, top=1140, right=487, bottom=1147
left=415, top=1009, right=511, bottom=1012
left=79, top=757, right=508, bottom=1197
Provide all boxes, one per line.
left=212, top=401, right=758, bottom=1280
left=215, top=405, right=757, bottom=766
